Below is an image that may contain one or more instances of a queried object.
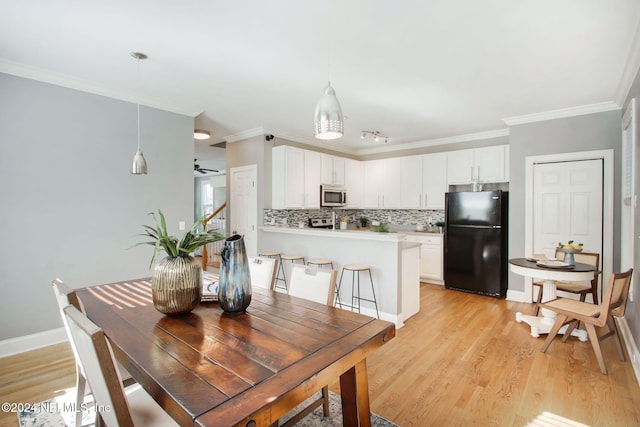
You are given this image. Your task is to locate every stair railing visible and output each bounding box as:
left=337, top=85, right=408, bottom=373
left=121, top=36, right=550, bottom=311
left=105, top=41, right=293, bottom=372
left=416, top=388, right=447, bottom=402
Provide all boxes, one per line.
left=202, top=202, right=227, bottom=270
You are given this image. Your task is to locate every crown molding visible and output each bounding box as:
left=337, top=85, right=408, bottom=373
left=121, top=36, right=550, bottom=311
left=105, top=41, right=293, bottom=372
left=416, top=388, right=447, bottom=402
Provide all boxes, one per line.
left=502, top=101, right=620, bottom=126
left=615, top=16, right=640, bottom=107
left=223, top=127, right=267, bottom=143
left=355, top=129, right=510, bottom=156
left=0, top=59, right=202, bottom=117
left=270, top=131, right=360, bottom=156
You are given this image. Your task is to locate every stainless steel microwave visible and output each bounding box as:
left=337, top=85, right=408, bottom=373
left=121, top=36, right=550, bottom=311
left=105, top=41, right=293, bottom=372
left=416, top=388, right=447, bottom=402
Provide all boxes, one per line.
left=320, top=184, right=347, bottom=207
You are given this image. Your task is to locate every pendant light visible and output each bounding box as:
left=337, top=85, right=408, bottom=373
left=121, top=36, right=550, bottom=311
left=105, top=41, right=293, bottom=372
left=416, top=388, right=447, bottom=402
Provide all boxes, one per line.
left=314, top=82, right=343, bottom=140
left=131, top=52, right=148, bottom=175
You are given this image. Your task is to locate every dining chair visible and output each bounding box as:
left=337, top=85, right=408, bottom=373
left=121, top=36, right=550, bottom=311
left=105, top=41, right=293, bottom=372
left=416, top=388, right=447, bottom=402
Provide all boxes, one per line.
left=248, top=256, right=278, bottom=291
left=278, top=265, right=338, bottom=427
left=532, top=251, right=601, bottom=315
left=52, top=278, right=136, bottom=427
left=539, top=268, right=633, bottom=374
left=63, top=304, right=178, bottom=426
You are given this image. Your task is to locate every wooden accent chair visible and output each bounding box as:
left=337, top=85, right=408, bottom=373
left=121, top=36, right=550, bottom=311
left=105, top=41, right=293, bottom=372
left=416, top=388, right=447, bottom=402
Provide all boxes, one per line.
left=278, top=265, right=338, bottom=427
left=533, top=251, right=601, bottom=315
left=248, top=256, right=279, bottom=291
left=52, top=279, right=136, bottom=427
left=63, top=305, right=178, bottom=426
left=539, top=268, right=633, bottom=374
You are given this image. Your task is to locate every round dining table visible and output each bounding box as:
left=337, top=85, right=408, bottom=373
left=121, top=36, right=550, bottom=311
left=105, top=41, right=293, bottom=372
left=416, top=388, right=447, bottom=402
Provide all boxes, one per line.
left=509, top=258, right=596, bottom=340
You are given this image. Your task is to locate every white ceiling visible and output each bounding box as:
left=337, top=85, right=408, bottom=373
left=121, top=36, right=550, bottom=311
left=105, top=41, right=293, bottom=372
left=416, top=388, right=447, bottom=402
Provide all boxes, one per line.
left=2, top=1, right=640, bottom=168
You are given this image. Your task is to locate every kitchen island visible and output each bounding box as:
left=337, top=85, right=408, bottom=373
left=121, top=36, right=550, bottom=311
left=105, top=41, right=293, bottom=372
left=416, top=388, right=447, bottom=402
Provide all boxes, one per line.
left=259, top=226, right=421, bottom=328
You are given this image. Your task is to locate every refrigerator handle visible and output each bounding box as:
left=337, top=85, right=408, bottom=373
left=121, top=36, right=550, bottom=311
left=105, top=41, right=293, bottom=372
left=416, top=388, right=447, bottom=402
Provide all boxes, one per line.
left=492, top=225, right=502, bottom=229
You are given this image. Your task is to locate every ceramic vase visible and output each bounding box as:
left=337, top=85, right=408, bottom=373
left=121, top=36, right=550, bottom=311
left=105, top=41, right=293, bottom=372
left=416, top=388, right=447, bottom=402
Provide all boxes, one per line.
left=218, top=234, right=252, bottom=313
left=152, top=255, right=202, bottom=315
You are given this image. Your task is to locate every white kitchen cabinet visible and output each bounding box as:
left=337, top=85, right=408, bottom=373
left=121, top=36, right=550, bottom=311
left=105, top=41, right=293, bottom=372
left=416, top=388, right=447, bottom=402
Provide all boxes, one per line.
left=272, top=146, right=320, bottom=209
left=447, top=145, right=509, bottom=184
left=406, top=233, right=443, bottom=283
left=321, top=154, right=345, bottom=185
left=344, top=158, right=364, bottom=208
left=421, top=153, right=447, bottom=209
left=401, top=155, right=423, bottom=209
left=304, top=150, right=321, bottom=209
left=364, top=158, right=402, bottom=209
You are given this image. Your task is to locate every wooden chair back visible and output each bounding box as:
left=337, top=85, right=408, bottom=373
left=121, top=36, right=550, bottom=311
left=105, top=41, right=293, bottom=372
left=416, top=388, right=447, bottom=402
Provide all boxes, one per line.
left=602, top=268, right=633, bottom=320
left=248, top=256, right=278, bottom=291
left=555, top=250, right=601, bottom=302
left=63, top=305, right=135, bottom=427
left=288, top=265, right=337, bottom=306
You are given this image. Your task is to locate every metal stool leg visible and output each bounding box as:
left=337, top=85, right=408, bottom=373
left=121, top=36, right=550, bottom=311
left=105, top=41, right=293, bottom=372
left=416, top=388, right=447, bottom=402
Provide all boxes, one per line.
left=368, top=268, right=379, bottom=319
left=336, top=269, right=345, bottom=308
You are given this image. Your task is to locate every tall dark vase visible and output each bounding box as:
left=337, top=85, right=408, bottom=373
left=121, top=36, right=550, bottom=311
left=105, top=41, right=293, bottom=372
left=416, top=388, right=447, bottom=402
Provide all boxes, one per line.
left=218, top=234, right=252, bottom=313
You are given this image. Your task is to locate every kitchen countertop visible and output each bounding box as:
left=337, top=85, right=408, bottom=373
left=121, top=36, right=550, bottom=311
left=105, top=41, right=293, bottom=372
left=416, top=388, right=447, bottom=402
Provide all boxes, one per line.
left=260, top=225, right=443, bottom=241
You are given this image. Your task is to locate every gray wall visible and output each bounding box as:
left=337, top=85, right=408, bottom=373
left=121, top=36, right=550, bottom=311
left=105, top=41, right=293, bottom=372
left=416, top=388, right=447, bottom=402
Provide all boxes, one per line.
left=0, top=73, right=194, bottom=340
left=507, top=110, right=622, bottom=295
left=622, top=67, right=640, bottom=346
left=226, top=135, right=268, bottom=222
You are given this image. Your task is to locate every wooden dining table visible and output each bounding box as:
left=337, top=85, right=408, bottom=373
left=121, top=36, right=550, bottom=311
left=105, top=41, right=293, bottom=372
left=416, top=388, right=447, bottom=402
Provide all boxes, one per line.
left=76, top=274, right=395, bottom=427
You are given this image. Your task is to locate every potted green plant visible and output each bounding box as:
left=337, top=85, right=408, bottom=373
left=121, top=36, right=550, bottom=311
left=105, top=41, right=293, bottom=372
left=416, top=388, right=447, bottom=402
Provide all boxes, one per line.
left=435, top=221, right=445, bottom=233
left=135, top=210, right=225, bottom=315
left=359, top=216, right=369, bottom=228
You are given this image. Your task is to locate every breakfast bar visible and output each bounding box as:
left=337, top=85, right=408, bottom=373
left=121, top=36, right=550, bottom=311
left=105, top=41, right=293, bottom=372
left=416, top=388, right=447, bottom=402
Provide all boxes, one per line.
left=259, top=226, right=421, bottom=328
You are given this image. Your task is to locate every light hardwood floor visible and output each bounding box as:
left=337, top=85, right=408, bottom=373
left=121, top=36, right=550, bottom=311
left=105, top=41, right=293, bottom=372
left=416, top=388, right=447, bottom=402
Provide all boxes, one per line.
left=1, top=283, right=639, bottom=426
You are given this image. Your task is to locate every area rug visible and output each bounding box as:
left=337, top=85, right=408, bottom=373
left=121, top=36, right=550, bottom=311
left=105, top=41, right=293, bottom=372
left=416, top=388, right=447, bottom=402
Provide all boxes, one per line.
left=18, top=390, right=398, bottom=427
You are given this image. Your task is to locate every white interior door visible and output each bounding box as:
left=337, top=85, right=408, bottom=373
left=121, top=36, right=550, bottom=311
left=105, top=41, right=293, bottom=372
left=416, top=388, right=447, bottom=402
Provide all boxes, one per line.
left=533, top=159, right=603, bottom=255
left=533, top=159, right=603, bottom=299
left=230, top=165, right=258, bottom=256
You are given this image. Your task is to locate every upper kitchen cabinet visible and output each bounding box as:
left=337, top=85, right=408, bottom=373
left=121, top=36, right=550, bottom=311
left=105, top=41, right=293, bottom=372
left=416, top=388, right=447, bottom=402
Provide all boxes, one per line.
left=344, top=158, right=364, bottom=208
left=422, top=152, right=447, bottom=209
left=364, top=158, right=402, bottom=209
left=320, top=154, right=345, bottom=185
left=401, top=156, right=423, bottom=209
left=447, top=145, right=509, bottom=184
left=272, top=146, right=321, bottom=209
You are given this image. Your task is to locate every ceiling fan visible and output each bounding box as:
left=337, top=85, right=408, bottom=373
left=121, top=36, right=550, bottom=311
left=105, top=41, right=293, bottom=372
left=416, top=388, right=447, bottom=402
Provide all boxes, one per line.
left=194, top=159, right=218, bottom=174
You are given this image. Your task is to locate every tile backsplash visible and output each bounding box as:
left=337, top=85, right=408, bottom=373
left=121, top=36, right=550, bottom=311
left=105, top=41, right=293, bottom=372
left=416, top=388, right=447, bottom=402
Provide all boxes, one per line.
left=263, top=208, right=444, bottom=227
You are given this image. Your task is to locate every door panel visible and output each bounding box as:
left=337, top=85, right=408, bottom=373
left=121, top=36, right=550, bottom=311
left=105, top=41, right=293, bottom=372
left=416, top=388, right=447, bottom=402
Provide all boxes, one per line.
left=533, top=159, right=603, bottom=259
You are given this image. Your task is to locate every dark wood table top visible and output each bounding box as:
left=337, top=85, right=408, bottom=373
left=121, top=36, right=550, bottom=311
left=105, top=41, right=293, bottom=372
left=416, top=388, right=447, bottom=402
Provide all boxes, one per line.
left=509, top=257, right=596, bottom=272
left=76, top=277, right=395, bottom=427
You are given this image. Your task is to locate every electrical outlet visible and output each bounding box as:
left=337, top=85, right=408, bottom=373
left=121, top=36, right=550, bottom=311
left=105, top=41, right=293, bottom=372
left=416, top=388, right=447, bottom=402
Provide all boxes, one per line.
left=179, top=221, right=186, bottom=231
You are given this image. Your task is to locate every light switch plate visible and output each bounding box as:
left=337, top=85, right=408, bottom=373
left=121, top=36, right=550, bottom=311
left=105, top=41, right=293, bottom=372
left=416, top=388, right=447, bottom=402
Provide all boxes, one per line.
left=179, top=221, right=186, bottom=231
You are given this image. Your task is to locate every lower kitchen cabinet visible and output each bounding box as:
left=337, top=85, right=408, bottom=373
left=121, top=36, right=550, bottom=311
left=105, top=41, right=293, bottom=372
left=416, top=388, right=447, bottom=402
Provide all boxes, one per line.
left=406, top=233, right=443, bottom=284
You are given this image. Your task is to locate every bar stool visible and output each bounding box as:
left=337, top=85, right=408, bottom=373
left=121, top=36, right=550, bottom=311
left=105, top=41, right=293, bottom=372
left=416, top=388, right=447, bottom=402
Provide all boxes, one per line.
left=258, top=250, right=286, bottom=291
left=336, top=264, right=379, bottom=319
left=307, top=258, right=334, bottom=269
left=279, top=253, right=305, bottom=290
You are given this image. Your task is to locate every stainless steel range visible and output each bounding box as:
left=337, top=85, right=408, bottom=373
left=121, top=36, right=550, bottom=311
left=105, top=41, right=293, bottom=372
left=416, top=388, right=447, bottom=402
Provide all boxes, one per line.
left=308, top=218, right=334, bottom=229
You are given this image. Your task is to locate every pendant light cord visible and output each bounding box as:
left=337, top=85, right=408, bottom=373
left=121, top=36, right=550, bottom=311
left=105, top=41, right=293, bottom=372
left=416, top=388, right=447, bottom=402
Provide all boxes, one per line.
left=137, top=104, right=141, bottom=151
left=136, top=55, right=141, bottom=151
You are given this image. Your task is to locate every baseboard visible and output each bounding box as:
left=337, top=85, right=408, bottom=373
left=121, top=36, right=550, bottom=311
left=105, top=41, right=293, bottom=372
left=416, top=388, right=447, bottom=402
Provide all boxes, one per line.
left=618, top=317, right=640, bottom=386
left=506, top=289, right=528, bottom=302
left=0, top=328, right=67, bottom=358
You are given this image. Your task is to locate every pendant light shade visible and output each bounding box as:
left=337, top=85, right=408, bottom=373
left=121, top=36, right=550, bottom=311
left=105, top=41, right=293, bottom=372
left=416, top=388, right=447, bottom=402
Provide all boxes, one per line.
left=314, top=82, right=343, bottom=140
left=132, top=149, right=148, bottom=174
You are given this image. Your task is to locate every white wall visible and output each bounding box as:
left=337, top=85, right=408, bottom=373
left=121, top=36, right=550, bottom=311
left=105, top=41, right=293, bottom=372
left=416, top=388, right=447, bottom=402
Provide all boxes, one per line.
left=0, top=73, right=194, bottom=342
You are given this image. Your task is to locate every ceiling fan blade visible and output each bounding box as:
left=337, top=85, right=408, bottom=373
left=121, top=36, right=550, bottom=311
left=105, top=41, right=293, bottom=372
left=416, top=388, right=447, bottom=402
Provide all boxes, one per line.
left=196, top=169, right=207, bottom=174
left=202, top=168, right=219, bottom=173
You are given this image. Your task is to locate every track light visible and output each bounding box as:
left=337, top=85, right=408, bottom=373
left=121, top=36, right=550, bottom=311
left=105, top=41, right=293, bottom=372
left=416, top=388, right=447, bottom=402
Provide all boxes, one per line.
left=360, top=130, right=389, bottom=144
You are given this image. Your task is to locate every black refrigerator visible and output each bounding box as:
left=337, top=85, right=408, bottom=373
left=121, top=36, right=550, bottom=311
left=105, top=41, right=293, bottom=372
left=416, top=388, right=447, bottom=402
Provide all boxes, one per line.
left=444, top=190, right=508, bottom=298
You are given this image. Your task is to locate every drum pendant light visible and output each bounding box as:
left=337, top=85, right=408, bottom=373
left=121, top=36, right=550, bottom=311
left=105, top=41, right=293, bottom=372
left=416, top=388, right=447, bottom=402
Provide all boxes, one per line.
left=131, top=52, right=148, bottom=175
left=314, top=81, right=343, bottom=140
